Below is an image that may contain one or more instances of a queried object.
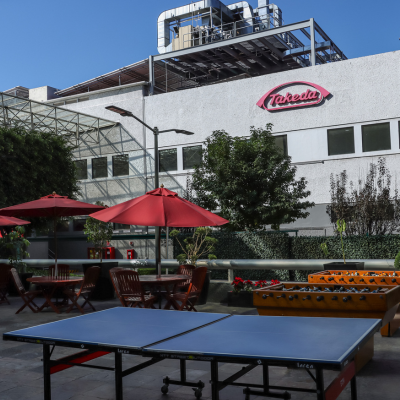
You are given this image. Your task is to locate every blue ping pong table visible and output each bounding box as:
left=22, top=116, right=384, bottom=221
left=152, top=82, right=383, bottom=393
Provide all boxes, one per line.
left=3, top=308, right=380, bottom=400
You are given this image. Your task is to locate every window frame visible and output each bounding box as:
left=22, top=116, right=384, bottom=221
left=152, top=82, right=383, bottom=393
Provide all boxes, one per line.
left=112, top=154, right=129, bottom=177
left=274, top=134, right=288, bottom=157
left=182, top=145, right=202, bottom=170
left=327, top=126, right=355, bottom=156
left=74, top=159, right=88, bottom=180
left=159, top=148, right=178, bottom=172
left=361, top=122, right=391, bottom=153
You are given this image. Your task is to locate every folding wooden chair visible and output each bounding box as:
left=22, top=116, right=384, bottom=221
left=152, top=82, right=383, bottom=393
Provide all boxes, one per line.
left=164, top=267, right=208, bottom=312
left=109, top=267, right=125, bottom=306
left=114, top=270, right=157, bottom=308
left=0, top=264, right=11, bottom=305
left=49, top=264, right=70, bottom=278
left=10, top=268, right=43, bottom=314
left=63, top=266, right=100, bottom=314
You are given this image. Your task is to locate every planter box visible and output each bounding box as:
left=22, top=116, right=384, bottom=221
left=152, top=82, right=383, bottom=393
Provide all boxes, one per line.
left=323, top=262, right=364, bottom=271
left=197, top=271, right=212, bottom=306
left=227, top=291, right=254, bottom=308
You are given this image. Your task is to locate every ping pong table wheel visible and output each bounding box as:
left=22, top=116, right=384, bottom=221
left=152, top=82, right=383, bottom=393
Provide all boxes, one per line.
left=161, top=384, right=169, bottom=394
left=192, top=388, right=202, bottom=398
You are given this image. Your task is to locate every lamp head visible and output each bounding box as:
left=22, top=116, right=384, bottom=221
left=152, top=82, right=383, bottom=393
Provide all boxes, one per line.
left=105, top=105, right=132, bottom=116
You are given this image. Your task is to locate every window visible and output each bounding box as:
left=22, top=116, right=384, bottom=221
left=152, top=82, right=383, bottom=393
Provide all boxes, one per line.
left=92, top=157, right=108, bottom=179
left=159, top=148, right=177, bottom=172
left=113, top=154, right=129, bottom=177
left=327, top=127, right=355, bottom=156
left=362, top=122, right=391, bottom=152
left=73, top=218, right=87, bottom=232
left=74, top=160, right=88, bottom=180
left=113, top=223, right=130, bottom=231
left=183, top=145, right=202, bottom=170
left=274, top=135, right=288, bottom=156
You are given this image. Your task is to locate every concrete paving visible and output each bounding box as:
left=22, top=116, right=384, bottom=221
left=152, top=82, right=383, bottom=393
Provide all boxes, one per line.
left=1, top=296, right=400, bottom=400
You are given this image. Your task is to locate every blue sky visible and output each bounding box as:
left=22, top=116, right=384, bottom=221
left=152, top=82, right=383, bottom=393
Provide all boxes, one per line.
left=1, top=0, right=399, bottom=92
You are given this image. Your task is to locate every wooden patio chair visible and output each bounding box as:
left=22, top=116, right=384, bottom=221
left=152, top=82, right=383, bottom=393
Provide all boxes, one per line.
left=109, top=267, right=125, bottom=306
left=114, top=270, right=157, bottom=309
left=48, top=264, right=70, bottom=279
left=164, top=267, right=208, bottom=312
left=172, top=265, right=196, bottom=293
left=0, top=264, right=11, bottom=305
left=9, top=268, right=43, bottom=314
left=63, top=266, right=100, bottom=314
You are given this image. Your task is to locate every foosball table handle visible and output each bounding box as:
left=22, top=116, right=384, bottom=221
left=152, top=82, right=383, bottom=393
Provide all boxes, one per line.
left=331, top=296, right=338, bottom=301
left=359, top=296, right=366, bottom=301
left=343, top=296, right=352, bottom=302
left=392, top=279, right=397, bottom=283
left=328, top=277, right=334, bottom=281
left=302, top=295, right=311, bottom=301
left=316, top=296, right=324, bottom=302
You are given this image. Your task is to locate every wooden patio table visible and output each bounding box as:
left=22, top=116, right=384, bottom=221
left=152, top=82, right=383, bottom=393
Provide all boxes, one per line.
left=27, top=276, right=83, bottom=314
left=139, top=275, right=190, bottom=309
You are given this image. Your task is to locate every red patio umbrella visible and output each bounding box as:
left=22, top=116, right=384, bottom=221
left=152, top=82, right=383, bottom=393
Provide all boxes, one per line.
left=89, top=186, right=229, bottom=275
left=0, top=193, right=105, bottom=273
left=0, top=216, right=31, bottom=227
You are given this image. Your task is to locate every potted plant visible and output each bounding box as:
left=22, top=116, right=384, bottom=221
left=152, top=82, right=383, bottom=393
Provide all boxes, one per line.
left=0, top=226, right=31, bottom=294
left=322, top=219, right=364, bottom=270
left=83, top=203, right=116, bottom=299
left=169, top=227, right=218, bottom=305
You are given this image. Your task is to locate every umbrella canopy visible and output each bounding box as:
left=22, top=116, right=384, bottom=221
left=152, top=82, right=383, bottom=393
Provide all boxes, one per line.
left=89, top=186, right=229, bottom=227
left=0, top=193, right=105, bottom=272
left=0, top=193, right=105, bottom=218
left=0, top=216, right=31, bottom=227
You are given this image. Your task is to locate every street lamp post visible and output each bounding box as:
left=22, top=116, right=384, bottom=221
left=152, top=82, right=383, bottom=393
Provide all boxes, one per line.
left=105, top=105, right=194, bottom=277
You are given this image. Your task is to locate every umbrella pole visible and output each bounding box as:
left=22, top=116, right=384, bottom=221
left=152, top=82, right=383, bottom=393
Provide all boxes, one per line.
left=53, top=218, right=58, bottom=278
left=155, top=226, right=161, bottom=278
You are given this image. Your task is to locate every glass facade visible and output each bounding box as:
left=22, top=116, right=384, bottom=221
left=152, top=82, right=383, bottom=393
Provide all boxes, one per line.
left=92, top=157, right=108, bottom=179
left=113, top=154, right=129, bottom=177
left=183, top=145, right=202, bottom=170
left=159, top=148, right=177, bottom=172
left=74, top=159, right=88, bottom=180
left=327, top=127, right=355, bottom=156
left=362, top=122, right=391, bottom=152
left=274, top=135, right=288, bottom=156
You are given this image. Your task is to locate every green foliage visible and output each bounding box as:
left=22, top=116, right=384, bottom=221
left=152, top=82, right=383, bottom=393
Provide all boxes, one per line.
left=395, top=251, right=400, bottom=270
left=83, top=202, right=113, bottom=262
left=0, top=126, right=80, bottom=231
left=190, top=125, right=314, bottom=231
left=0, top=226, right=30, bottom=271
left=336, top=219, right=346, bottom=263
left=320, top=242, right=329, bottom=257
left=170, top=227, right=218, bottom=265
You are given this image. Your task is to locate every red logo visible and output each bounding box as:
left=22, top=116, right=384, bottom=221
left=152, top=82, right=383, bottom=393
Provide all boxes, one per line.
left=257, top=81, right=330, bottom=112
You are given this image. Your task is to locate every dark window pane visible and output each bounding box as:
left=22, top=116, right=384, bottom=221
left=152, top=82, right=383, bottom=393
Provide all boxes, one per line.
left=327, top=127, right=355, bottom=156
left=362, top=122, right=391, bottom=152
left=92, top=157, right=108, bottom=179
left=73, top=218, right=87, bottom=232
left=74, top=160, right=87, bottom=180
left=113, top=154, right=129, bottom=177
left=274, top=135, right=288, bottom=156
left=159, top=148, right=177, bottom=172
left=56, top=220, right=69, bottom=232
left=113, top=223, right=130, bottom=231
left=183, top=145, right=202, bottom=170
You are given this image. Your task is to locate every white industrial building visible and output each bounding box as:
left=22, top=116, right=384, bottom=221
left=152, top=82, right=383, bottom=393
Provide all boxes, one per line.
left=1, top=0, right=399, bottom=256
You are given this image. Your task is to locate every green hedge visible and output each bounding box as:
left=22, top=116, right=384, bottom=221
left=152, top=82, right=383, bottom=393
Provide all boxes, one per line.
left=173, top=232, right=400, bottom=282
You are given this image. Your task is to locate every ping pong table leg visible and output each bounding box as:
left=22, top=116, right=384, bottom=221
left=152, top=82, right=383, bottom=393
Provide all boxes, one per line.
left=316, top=368, right=325, bottom=400
left=350, top=375, right=357, bottom=400
left=115, top=352, right=123, bottom=400
left=43, top=344, right=51, bottom=400
left=211, top=361, right=219, bottom=400
left=180, top=359, right=187, bottom=382
left=263, top=365, right=270, bottom=392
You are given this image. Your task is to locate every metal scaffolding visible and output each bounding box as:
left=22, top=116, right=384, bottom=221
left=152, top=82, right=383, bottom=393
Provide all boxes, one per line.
left=0, top=91, right=118, bottom=141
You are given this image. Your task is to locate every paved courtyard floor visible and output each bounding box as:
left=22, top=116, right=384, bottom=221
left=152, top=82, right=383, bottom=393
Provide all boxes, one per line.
left=1, top=296, right=399, bottom=400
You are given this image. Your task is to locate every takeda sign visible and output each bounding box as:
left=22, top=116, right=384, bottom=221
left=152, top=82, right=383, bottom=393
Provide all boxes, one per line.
left=257, top=81, right=330, bottom=112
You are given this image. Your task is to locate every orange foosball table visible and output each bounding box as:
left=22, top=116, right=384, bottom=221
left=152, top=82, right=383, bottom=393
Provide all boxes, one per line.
left=308, top=270, right=400, bottom=336
left=254, top=282, right=400, bottom=371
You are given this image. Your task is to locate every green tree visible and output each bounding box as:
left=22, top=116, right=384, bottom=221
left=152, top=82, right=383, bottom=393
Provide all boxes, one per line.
left=191, top=125, right=314, bottom=231
left=0, top=126, right=80, bottom=230
left=83, top=202, right=113, bottom=262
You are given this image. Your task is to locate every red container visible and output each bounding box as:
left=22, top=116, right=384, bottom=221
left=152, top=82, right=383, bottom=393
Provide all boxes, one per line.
left=87, top=246, right=115, bottom=259
left=127, top=249, right=135, bottom=259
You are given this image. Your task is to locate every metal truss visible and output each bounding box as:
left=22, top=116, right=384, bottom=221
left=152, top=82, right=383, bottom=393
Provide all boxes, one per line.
left=0, top=91, right=118, bottom=142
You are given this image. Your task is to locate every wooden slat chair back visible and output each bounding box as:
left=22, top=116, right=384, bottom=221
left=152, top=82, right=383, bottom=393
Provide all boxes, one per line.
left=49, top=264, right=70, bottom=279
left=9, top=268, right=43, bottom=314
left=164, top=267, right=208, bottom=312
left=115, top=270, right=157, bottom=309
left=109, top=267, right=125, bottom=306
left=173, top=265, right=196, bottom=292
left=0, top=264, right=11, bottom=305
left=63, top=266, right=100, bottom=314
